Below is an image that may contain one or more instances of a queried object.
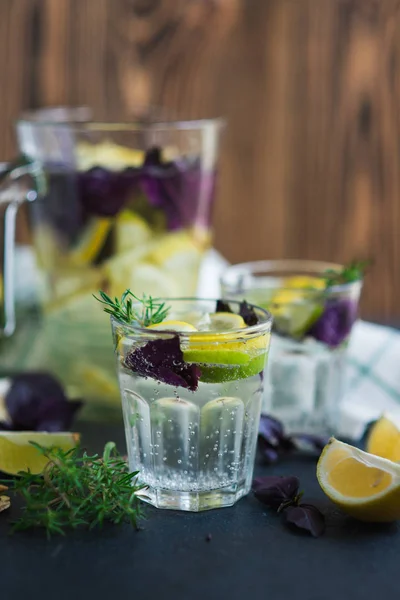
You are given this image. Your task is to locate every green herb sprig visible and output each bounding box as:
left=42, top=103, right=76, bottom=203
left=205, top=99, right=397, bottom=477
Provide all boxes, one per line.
left=94, top=289, right=170, bottom=326
left=4, top=442, right=147, bottom=537
left=323, top=259, right=370, bottom=288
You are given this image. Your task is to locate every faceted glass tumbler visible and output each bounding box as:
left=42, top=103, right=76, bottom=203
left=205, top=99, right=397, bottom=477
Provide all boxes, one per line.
left=221, top=260, right=363, bottom=437
left=111, top=298, right=272, bottom=511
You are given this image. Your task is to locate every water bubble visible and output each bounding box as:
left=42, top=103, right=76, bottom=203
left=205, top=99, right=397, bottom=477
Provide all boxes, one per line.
left=163, top=457, right=167, bottom=462
left=177, top=459, right=182, bottom=464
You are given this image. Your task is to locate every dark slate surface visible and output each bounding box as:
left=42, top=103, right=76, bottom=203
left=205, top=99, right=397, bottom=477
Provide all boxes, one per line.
left=1, top=420, right=399, bottom=600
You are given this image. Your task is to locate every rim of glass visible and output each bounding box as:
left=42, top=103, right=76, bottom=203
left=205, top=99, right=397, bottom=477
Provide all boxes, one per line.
left=110, top=297, right=272, bottom=337
left=220, top=259, right=363, bottom=294
left=17, top=107, right=226, bottom=132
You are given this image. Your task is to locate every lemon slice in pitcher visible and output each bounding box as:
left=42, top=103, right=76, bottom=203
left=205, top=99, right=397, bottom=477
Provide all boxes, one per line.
left=76, top=141, right=144, bottom=171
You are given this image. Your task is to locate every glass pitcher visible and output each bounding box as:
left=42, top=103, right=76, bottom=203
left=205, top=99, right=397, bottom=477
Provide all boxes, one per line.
left=0, top=107, right=224, bottom=417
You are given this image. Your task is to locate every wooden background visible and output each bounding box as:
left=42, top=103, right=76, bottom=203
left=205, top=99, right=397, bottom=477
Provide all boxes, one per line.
left=1, top=0, right=400, bottom=320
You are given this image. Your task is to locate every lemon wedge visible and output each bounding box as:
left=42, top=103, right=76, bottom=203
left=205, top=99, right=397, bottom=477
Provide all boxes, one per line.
left=0, top=432, right=80, bottom=475
left=147, top=320, right=197, bottom=332
left=366, top=416, right=400, bottom=462
left=317, top=438, right=400, bottom=522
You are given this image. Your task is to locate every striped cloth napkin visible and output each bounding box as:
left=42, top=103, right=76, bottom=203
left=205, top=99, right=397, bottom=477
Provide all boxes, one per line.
left=199, top=250, right=400, bottom=440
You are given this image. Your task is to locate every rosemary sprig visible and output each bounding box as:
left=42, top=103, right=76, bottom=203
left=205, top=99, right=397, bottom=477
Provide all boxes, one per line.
left=3, top=442, right=147, bottom=537
left=93, top=289, right=170, bottom=326
left=323, top=259, right=370, bottom=288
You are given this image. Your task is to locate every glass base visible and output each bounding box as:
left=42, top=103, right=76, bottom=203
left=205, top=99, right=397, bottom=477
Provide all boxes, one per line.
left=138, top=481, right=249, bottom=511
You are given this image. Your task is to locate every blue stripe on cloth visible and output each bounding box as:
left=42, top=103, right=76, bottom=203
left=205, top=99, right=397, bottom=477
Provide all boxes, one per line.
left=347, top=331, right=400, bottom=403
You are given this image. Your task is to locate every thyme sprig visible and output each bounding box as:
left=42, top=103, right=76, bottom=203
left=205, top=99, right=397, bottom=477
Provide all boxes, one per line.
left=3, top=442, right=146, bottom=537
left=94, top=289, right=170, bottom=326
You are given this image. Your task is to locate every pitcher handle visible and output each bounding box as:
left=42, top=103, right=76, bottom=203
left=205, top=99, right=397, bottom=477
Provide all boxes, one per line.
left=0, top=156, right=46, bottom=337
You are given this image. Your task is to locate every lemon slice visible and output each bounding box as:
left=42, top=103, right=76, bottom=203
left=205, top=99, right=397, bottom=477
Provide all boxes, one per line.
left=208, top=312, right=246, bottom=332
left=115, top=211, right=152, bottom=254
left=147, top=320, right=197, bottom=332
left=76, top=141, right=144, bottom=171
left=69, top=218, right=112, bottom=266
left=366, top=416, right=400, bottom=462
left=282, top=276, right=326, bottom=290
left=0, top=432, right=80, bottom=475
left=317, top=438, right=400, bottom=522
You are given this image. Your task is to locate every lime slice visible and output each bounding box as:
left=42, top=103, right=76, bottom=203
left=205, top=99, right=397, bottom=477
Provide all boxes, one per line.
left=147, top=320, right=197, bottom=332
left=270, top=276, right=325, bottom=337
left=197, top=353, right=268, bottom=383
left=0, top=432, right=80, bottom=475
left=208, top=312, right=246, bottom=331
left=273, top=302, right=324, bottom=337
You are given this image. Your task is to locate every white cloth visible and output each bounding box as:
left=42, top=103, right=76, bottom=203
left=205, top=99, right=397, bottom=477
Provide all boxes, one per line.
left=198, top=250, right=400, bottom=440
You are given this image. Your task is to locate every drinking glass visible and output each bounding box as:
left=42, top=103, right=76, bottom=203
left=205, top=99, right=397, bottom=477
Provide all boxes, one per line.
left=111, top=298, right=272, bottom=511
left=221, top=260, right=363, bottom=436
left=0, top=107, right=224, bottom=410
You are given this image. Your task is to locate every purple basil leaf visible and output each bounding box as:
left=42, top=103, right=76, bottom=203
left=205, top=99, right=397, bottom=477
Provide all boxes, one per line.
left=258, top=414, right=286, bottom=447
left=284, top=504, right=325, bottom=537
left=140, top=147, right=216, bottom=231
left=79, top=166, right=140, bottom=217
left=125, top=335, right=201, bottom=391
left=257, top=438, right=280, bottom=463
left=252, top=475, right=300, bottom=509
left=239, top=300, right=259, bottom=326
left=216, top=300, right=233, bottom=314
left=290, top=432, right=329, bottom=452
left=5, top=373, right=82, bottom=432
left=308, top=297, right=358, bottom=347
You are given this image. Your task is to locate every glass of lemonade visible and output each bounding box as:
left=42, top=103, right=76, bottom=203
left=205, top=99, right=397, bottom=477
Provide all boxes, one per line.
left=109, top=297, right=272, bottom=511
left=221, top=260, right=363, bottom=436
left=0, top=108, right=224, bottom=411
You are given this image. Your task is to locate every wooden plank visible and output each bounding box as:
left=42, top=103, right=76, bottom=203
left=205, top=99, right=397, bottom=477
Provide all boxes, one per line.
left=1, top=0, right=400, bottom=318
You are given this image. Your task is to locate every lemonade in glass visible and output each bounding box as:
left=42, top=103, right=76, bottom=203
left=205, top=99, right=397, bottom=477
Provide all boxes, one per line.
left=98, top=293, right=272, bottom=511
